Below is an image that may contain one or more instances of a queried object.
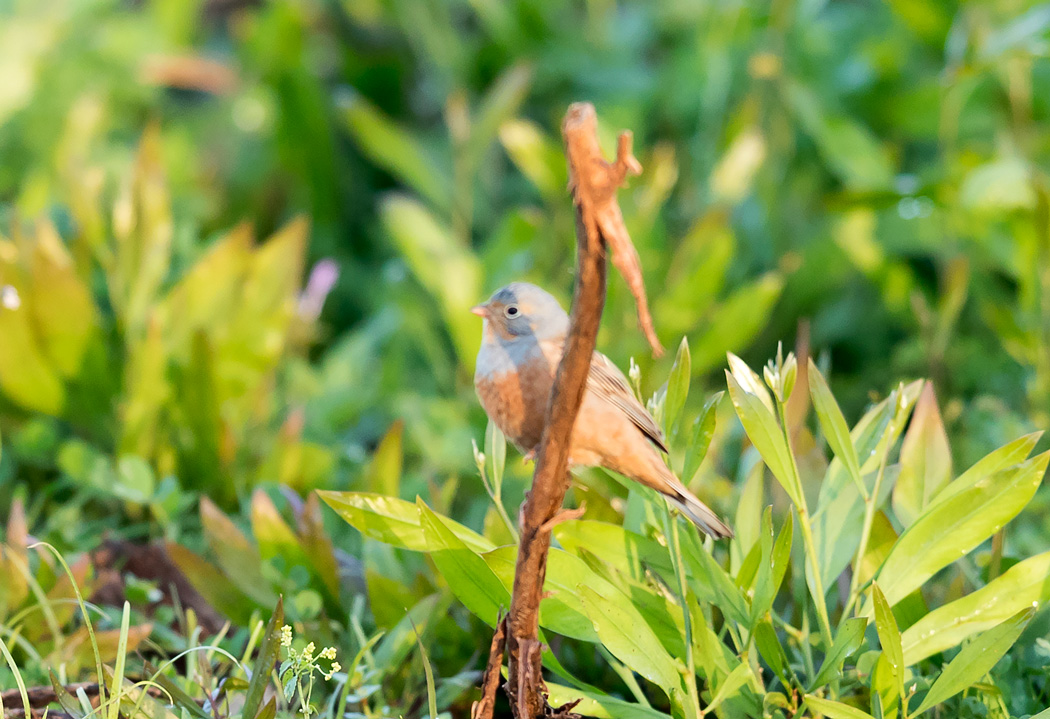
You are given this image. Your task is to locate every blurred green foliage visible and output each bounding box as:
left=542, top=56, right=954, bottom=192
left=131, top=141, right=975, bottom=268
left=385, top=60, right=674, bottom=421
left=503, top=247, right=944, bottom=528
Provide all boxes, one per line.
left=2, top=0, right=1050, bottom=716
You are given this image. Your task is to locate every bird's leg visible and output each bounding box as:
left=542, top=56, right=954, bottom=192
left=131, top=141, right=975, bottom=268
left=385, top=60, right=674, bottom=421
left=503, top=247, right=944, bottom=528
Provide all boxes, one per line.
left=539, top=502, right=587, bottom=533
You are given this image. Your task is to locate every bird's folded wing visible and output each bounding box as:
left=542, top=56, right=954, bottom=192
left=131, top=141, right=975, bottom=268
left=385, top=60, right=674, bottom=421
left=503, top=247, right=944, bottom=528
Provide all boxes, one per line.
left=588, top=352, right=669, bottom=454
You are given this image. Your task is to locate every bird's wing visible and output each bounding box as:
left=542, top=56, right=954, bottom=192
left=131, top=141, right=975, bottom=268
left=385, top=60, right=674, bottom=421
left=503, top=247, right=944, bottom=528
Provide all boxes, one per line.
left=588, top=352, right=669, bottom=454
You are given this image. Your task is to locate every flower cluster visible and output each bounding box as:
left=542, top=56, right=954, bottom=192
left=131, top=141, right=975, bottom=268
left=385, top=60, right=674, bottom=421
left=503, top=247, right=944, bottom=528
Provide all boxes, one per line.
left=277, top=624, right=342, bottom=716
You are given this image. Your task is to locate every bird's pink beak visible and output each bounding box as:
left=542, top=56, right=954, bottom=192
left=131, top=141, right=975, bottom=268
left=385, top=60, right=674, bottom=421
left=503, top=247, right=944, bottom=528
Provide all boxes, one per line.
left=471, top=304, right=487, bottom=317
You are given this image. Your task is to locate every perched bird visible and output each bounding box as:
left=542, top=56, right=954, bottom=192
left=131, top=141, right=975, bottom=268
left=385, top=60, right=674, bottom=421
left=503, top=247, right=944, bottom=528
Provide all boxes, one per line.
left=472, top=282, right=733, bottom=539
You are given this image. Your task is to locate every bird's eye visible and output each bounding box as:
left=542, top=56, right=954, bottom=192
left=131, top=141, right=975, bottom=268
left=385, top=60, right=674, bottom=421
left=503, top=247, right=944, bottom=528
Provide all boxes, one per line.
left=504, top=304, right=520, bottom=318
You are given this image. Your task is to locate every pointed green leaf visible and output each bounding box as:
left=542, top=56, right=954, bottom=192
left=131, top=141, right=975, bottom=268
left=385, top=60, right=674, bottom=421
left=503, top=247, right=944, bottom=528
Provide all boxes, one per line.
left=753, top=620, right=789, bottom=683
left=804, top=695, right=875, bottom=719
left=810, top=618, right=867, bottom=690
left=341, top=92, right=451, bottom=210
left=893, top=382, right=952, bottom=527
left=243, top=597, right=283, bottom=719
left=418, top=500, right=508, bottom=626
left=499, top=119, right=568, bottom=199
left=693, top=276, right=783, bottom=375
left=578, top=584, right=681, bottom=693
left=808, top=359, right=864, bottom=496
left=682, top=391, right=722, bottom=486
left=726, top=368, right=798, bottom=505
left=867, top=452, right=1049, bottom=611
left=902, top=550, right=1050, bottom=664
left=546, top=684, right=671, bottom=719
left=663, top=338, right=691, bottom=435
left=914, top=608, right=1034, bottom=714
left=319, top=490, right=493, bottom=553
left=380, top=195, right=480, bottom=362
left=931, top=431, right=1042, bottom=507
left=200, top=498, right=276, bottom=608
left=704, top=662, right=752, bottom=713
left=485, top=419, right=507, bottom=493
left=365, top=420, right=403, bottom=496
left=872, top=584, right=904, bottom=696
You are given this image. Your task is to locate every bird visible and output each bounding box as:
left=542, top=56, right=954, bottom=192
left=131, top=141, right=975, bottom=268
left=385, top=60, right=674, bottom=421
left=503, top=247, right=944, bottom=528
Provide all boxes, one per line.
left=471, top=281, right=733, bottom=539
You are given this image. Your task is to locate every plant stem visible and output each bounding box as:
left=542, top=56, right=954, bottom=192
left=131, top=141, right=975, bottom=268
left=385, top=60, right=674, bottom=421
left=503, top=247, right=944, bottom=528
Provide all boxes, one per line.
left=665, top=504, right=703, bottom=719
left=841, top=430, right=893, bottom=622
left=777, top=402, right=834, bottom=648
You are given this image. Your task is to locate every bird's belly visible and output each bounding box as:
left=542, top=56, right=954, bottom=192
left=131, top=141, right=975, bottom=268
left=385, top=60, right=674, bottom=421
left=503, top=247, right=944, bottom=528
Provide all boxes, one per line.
left=475, top=364, right=552, bottom=452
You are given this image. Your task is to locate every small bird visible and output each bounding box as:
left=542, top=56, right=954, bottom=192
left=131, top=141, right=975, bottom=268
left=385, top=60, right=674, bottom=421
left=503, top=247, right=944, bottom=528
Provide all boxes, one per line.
left=472, top=282, right=733, bottom=539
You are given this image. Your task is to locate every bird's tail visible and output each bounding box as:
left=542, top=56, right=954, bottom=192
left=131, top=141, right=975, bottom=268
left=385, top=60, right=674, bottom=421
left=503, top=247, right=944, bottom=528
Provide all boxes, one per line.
left=665, top=485, right=734, bottom=539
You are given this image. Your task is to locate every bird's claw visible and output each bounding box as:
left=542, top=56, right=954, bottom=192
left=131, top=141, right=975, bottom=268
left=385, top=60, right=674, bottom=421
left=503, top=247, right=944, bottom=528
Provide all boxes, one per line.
left=539, top=503, right=587, bottom=533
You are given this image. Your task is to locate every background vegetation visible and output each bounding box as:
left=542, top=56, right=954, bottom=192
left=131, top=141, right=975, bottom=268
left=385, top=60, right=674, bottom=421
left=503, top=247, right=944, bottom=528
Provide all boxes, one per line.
left=2, top=0, right=1050, bottom=717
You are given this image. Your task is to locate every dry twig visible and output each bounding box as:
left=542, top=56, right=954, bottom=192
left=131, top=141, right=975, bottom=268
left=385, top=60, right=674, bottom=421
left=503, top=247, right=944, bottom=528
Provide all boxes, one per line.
left=475, top=102, right=654, bottom=718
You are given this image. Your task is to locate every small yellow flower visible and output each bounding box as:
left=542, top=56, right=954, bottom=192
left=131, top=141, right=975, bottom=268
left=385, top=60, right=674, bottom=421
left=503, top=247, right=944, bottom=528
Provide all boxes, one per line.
left=280, top=625, right=293, bottom=647
left=319, top=647, right=337, bottom=660
left=330, top=662, right=341, bottom=673
left=303, top=641, right=315, bottom=659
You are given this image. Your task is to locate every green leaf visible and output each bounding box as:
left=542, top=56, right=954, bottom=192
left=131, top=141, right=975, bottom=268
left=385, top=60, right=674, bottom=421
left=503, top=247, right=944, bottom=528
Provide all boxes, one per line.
left=49, top=671, right=86, bottom=719
left=468, top=63, right=532, bottom=168
left=813, top=382, right=923, bottom=589
left=545, top=684, right=671, bottom=719
left=914, top=608, right=1034, bottom=714
left=693, top=275, right=782, bottom=375
left=483, top=545, right=600, bottom=642
left=901, top=550, right=1050, bottom=664
left=319, top=490, right=493, bottom=553
left=552, top=520, right=675, bottom=584
left=655, top=222, right=733, bottom=339
left=680, top=529, right=751, bottom=627
left=704, top=662, right=752, bottom=713
left=575, top=546, right=687, bottom=657
left=418, top=500, right=508, bottom=626
left=930, top=431, right=1042, bottom=506
left=340, top=92, right=451, bottom=210
left=681, top=391, right=722, bottom=486
left=866, top=451, right=1049, bottom=611
left=808, top=359, right=864, bottom=496
left=577, top=584, right=682, bottom=693
left=498, top=119, right=567, bottom=198
left=372, top=594, right=448, bottom=675
left=164, top=543, right=256, bottom=626
left=872, top=583, right=904, bottom=703
left=752, top=511, right=792, bottom=624
left=0, top=268, right=66, bottom=415
left=154, top=224, right=252, bottom=357
left=243, top=597, right=283, bottom=719
left=753, top=620, right=789, bottom=683
left=748, top=507, right=776, bottom=625
left=27, top=219, right=98, bottom=378
left=892, top=382, right=951, bottom=527
left=732, top=463, right=764, bottom=572
left=200, top=498, right=277, bottom=608
left=725, top=363, right=798, bottom=505
left=251, top=490, right=303, bottom=563
left=485, top=419, right=507, bottom=494
left=810, top=618, right=867, bottom=690
left=365, top=420, right=403, bottom=496
left=379, top=195, right=481, bottom=363
left=788, top=83, right=894, bottom=192
left=803, top=695, right=876, bottom=719
left=663, top=338, right=691, bottom=435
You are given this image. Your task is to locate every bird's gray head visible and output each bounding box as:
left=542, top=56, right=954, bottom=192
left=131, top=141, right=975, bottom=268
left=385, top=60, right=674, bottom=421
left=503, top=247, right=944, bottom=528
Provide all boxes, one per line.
left=471, top=282, right=569, bottom=342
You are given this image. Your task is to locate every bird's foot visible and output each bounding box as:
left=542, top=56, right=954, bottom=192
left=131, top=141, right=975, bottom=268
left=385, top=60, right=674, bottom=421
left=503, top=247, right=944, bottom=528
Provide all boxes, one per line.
left=539, top=503, right=587, bottom=533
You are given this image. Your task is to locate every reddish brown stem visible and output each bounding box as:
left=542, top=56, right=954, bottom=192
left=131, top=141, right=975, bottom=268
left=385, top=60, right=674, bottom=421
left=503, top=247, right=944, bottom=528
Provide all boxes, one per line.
left=475, top=102, right=647, bottom=719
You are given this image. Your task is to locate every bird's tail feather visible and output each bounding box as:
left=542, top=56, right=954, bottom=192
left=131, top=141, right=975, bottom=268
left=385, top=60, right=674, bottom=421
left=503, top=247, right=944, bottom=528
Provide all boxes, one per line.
left=666, top=488, right=734, bottom=540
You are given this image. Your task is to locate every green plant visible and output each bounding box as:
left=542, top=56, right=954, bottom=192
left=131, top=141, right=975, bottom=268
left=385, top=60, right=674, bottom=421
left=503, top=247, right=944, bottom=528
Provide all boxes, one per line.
left=325, top=344, right=1050, bottom=718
